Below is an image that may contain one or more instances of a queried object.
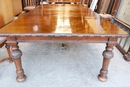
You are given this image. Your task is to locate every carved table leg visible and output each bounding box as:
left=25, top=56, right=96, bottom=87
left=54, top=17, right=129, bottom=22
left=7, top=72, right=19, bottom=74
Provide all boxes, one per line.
left=10, top=42, right=26, bottom=82
left=5, top=43, right=13, bottom=63
left=98, top=43, right=114, bottom=82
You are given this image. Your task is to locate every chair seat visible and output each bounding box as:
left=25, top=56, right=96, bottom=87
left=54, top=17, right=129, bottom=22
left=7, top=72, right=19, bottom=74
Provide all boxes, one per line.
left=0, top=37, right=6, bottom=48
left=99, top=14, right=112, bottom=18
left=24, top=6, right=36, bottom=11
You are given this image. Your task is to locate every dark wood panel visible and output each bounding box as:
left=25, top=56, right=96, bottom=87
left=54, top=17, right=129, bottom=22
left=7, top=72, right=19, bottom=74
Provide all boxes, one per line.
left=100, top=0, right=111, bottom=13
left=111, top=0, right=118, bottom=15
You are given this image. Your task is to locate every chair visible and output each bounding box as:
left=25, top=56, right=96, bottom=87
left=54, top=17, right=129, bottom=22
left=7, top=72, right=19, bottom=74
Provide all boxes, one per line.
left=0, top=37, right=13, bottom=63
left=49, top=0, right=81, bottom=4
left=22, top=0, right=40, bottom=12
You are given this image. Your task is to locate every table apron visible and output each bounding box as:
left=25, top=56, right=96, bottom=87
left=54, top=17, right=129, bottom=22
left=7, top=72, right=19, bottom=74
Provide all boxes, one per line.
left=6, top=36, right=118, bottom=44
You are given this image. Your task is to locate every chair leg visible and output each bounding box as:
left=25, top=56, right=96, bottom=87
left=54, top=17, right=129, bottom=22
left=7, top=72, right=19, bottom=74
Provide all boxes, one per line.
left=0, top=58, right=9, bottom=63
left=5, top=43, right=13, bottom=63
left=0, top=43, right=13, bottom=63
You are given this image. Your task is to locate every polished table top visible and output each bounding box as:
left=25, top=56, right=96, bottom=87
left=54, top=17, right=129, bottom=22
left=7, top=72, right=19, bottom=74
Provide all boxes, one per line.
left=0, top=4, right=128, bottom=37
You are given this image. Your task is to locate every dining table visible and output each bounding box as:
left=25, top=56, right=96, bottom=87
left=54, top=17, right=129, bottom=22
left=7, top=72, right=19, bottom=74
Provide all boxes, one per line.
left=0, top=4, right=129, bottom=82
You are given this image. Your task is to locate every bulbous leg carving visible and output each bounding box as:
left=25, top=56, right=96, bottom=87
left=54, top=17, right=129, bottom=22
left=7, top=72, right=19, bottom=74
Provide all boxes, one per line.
left=11, top=49, right=22, bottom=59
left=98, top=46, right=114, bottom=82
left=11, top=43, right=26, bottom=82
left=102, top=46, right=114, bottom=59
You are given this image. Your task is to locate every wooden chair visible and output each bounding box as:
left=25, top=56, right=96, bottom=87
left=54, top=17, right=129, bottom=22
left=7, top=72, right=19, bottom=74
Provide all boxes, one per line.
left=0, top=37, right=13, bottom=63
left=49, top=0, right=81, bottom=4
left=22, top=0, right=40, bottom=12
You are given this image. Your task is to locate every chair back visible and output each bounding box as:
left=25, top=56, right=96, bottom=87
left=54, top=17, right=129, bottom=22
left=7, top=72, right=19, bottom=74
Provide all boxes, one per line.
left=25, top=0, right=37, bottom=6
left=22, top=0, right=40, bottom=11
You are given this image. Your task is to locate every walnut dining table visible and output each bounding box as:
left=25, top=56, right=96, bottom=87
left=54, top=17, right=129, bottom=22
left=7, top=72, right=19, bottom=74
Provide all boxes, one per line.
left=0, top=4, right=129, bottom=82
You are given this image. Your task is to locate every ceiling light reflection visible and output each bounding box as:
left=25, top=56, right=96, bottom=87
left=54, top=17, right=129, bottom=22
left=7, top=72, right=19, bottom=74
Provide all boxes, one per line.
left=33, top=25, right=38, bottom=32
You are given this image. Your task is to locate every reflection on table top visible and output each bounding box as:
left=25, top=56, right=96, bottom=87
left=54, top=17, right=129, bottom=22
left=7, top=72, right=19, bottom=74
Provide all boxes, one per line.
left=0, top=4, right=128, bottom=37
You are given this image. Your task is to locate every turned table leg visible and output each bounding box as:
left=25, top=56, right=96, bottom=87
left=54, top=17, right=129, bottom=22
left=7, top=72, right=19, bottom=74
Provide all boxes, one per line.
left=10, top=42, right=26, bottom=82
left=98, top=43, right=114, bottom=82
